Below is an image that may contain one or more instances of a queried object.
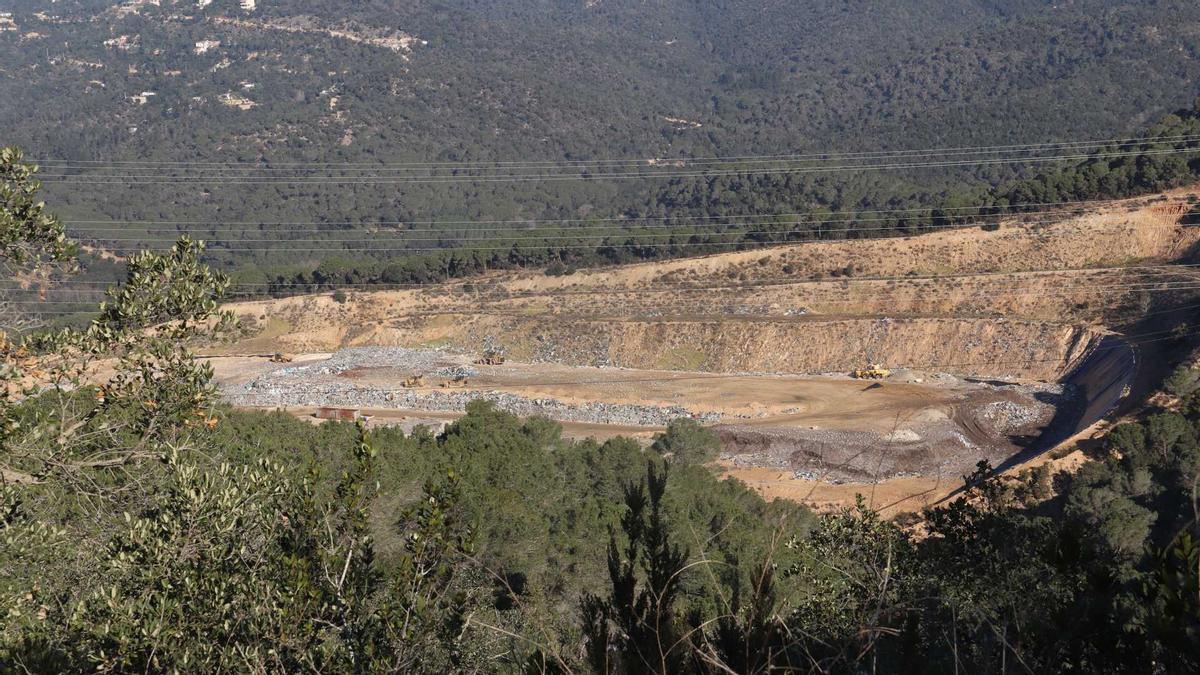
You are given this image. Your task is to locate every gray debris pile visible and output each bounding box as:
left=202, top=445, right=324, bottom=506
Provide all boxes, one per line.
left=974, top=399, right=1055, bottom=435
left=227, top=380, right=717, bottom=426
left=719, top=423, right=974, bottom=482
left=222, top=347, right=719, bottom=427
left=435, top=365, right=476, bottom=379
left=277, top=347, right=451, bottom=377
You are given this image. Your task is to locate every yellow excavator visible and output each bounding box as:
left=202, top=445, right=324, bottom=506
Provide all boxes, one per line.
left=852, top=363, right=890, bottom=379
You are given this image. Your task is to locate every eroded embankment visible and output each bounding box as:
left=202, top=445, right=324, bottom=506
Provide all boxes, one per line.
left=347, top=315, right=1103, bottom=380
left=996, top=334, right=1136, bottom=471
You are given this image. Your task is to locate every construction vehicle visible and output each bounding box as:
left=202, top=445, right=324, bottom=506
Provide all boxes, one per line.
left=441, top=374, right=470, bottom=388
left=402, top=375, right=426, bottom=388
left=270, top=352, right=293, bottom=363
left=475, top=348, right=506, bottom=366
left=852, top=363, right=890, bottom=380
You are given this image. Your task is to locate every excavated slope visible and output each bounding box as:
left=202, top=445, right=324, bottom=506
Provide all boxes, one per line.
left=242, top=312, right=1101, bottom=381
left=222, top=187, right=1199, bottom=382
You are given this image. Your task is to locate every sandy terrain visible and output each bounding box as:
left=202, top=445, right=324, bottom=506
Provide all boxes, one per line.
left=210, top=352, right=967, bottom=427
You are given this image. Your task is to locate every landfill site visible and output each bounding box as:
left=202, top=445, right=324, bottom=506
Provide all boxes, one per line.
left=212, top=188, right=1200, bottom=510
left=216, top=346, right=1071, bottom=480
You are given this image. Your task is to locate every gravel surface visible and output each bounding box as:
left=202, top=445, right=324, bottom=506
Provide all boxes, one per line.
left=222, top=347, right=720, bottom=427
left=717, top=424, right=975, bottom=482
left=716, top=381, right=1076, bottom=482
left=221, top=346, right=1075, bottom=478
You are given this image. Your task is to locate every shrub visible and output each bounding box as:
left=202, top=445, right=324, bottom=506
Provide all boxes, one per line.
left=545, top=260, right=575, bottom=276
left=651, top=418, right=721, bottom=465
left=1107, top=423, right=1147, bottom=456
left=1164, top=362, right=1200, bottom=397
left=332, top=289, right=348, bottom=303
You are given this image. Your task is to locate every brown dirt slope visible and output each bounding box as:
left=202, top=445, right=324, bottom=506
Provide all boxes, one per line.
left=220, top=188, right=1200, bottom=379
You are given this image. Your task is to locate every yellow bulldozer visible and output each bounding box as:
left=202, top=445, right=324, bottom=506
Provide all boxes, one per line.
left=270, top=352, right=293, bottom=364
left=475, top=348, right=506, bottom=366
left=852, top=363, right=890, bottom=380
left=401, top=375, right=426, bottom=388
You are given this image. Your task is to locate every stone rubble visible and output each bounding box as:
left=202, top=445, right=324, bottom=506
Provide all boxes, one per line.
left=222, top=347, right=720, bottom=427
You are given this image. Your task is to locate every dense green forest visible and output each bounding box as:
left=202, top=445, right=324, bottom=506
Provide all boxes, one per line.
left=3, top=145, right=1200, bottom=672
left=10, top=96, right=1200, bottom=326
left=19, top=98, right=1198, bottom=319
left=4, top=0, right=1200, bottom=280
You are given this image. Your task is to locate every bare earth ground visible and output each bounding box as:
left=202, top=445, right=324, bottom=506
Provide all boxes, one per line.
left=211, top=348, right=1064, bottom=489
left=210, top=187, right=1200, bottom=512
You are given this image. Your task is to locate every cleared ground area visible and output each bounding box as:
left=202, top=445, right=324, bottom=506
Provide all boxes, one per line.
left=213, top=187, right=1200, bottom=512
left=215, top=346, right=1067, bottom=484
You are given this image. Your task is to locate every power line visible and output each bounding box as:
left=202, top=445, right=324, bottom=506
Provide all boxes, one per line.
left=63, top=215, right=1189, bottom=246
left=33, top=147, right=1200, bottom=185
left=11, top=278, right=1200, bottom=310
left=59, top=195, right=1186, bottom=228
left=64, top=211, right=1198, bottom=253
left=35, top=137, right=1200, bottom=176
left=60, top=208, right=1082, bottom=233
left=65, top=213, right=1098, bottom=244
left=73, top=234, right=1187, bottom=254
left=61, top=205, right=1145, bottom=238
left=30, top=132, right=1200, bottom=170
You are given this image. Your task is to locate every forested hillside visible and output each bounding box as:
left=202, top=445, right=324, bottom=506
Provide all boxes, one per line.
left=4, top=0, right=1200, bottom=275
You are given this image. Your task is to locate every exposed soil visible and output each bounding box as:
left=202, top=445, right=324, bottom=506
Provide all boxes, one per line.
left=214, top=347, right=1069, bottom=483
left=209, top=186, right=1200, bottom=512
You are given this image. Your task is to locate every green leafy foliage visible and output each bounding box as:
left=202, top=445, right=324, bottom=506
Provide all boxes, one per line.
left=0, top=147, right=74, bottom=270
left=782, top=498, right=913, bottom=671
left=650, top=418, right=721, bottom=465
left=0, top=181, right=479, bottom=672
left=581, top=461, right=691, bottom=674
left=1, top=237, right=234, bottom=490
left=5, top=425, right=476, bottom=673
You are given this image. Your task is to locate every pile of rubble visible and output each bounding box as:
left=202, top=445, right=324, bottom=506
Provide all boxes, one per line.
left=718, top=422, right=976, bottom=482
left=222, top=347, right=719, bottom=427
left=974, top=399, right=1056, bottom=435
